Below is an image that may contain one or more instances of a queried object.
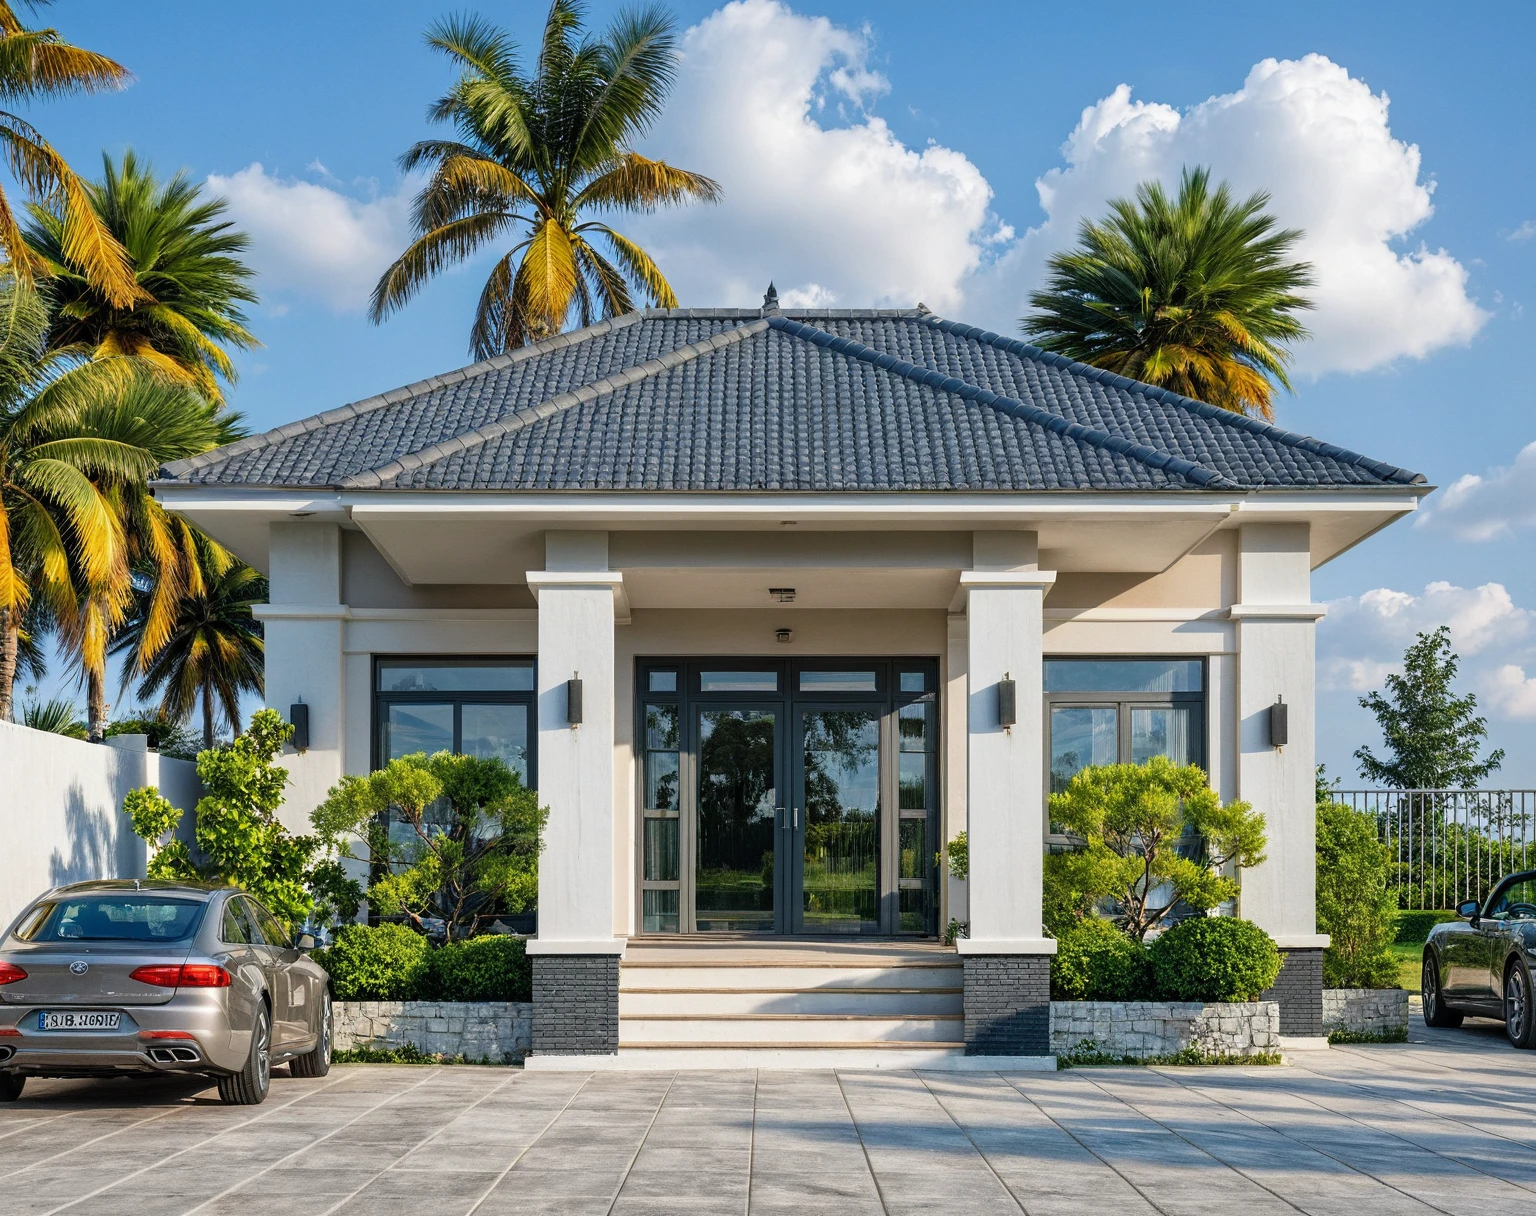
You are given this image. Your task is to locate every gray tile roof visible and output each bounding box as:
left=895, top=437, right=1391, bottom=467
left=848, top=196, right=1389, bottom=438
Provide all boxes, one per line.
left=162, top=308, right=1424, bottom=493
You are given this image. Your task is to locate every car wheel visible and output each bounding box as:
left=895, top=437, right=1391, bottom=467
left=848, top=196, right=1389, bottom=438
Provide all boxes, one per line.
left=1505, top=961, right=1536, bottom=1049
left=218, top=1006, right=272, bottom=1105
left=0, top=1073, right=24, bottom=1102
left=1422, top=955, right=1464, bottom=1028
left=290, top=989, right=332, bottom=1078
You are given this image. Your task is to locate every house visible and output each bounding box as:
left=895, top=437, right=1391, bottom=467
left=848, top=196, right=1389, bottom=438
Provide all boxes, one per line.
left=154, top=296, right=1426, bottom=1068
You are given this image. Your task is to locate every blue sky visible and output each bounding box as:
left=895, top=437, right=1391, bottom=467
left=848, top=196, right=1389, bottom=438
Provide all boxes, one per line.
left=28, top=1, right=1536, bottom=783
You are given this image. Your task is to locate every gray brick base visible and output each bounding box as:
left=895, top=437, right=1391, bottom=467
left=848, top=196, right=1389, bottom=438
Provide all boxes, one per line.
left=1262, top=947, right=1324, bottom=1036
left=962, top=955, right=1051, bottom=1055
left=531, top=954, right=619, bottom=1055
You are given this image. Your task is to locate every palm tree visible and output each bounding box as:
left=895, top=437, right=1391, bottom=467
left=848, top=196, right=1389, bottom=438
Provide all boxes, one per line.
left=111, top=550, right=265, bottom=751
left=371, top=2, right=721, bottom=358
left=1021, top=167, right=1313, bottom=420
left=25, top=150, right=259, bottom=405
left=0, top=2, right=141, bottom=307
left=22, top=694, right=84, bottom=737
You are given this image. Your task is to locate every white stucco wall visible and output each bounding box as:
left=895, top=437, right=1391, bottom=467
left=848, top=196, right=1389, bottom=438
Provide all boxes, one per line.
left=0, top=726, right=201, bottom=930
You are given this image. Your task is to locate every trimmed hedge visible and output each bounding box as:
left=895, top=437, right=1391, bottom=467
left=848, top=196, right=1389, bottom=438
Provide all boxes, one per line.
left=1051, top=918, right=1152, bottom=1000
left=1394, top=910, right=1459, bottom=945
left=315, top=924, right=530, bottom=1002
left=1149, top=917, right=1281, bottom=1002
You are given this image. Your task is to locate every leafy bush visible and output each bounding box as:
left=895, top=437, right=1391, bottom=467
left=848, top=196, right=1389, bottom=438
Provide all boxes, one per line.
left=1316, top=802, right=1400, bottom=989
left=106, top=713, right=201, bottom=759
left=1393, top=910, right=1459, bottom=945
left=1051, top=918, right=1153, bottom=1000
left=1149, top=917, right=1281, bottom=1002
left=422, top=935, right=531, bottom=1002
left=317, top=922, right=431, bottom=1000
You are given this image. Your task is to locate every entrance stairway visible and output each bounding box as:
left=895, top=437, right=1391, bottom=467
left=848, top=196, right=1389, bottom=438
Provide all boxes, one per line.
left=611, top=939, right=997, bottom=1069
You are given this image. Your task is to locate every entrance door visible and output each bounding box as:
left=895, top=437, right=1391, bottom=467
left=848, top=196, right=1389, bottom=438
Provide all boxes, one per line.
left=792, top=707, right=882, bottom=934
left=693, top=706, right=783, bottom=932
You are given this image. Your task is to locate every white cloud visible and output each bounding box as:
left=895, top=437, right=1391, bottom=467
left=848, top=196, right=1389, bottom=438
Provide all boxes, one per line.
left=1509, top=219, right=1536, bottom=242
left=1416, top=441, right=1536, bottom=541
left=1487, top=665, right=1536, bottom=719
left=205, top=164, right=412, bottom=313
left=971, top=55, right=1488, bottom=374
left=629, top=0, right=1003, bottom=313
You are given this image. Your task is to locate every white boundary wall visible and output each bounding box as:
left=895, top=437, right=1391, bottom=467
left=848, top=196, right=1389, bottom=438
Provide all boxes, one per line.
left=0, top=723, right=202, bottom=930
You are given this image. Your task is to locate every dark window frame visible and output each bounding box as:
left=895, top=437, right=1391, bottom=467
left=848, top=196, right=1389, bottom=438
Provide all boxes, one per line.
left=370, top=655, right=538, bottom=783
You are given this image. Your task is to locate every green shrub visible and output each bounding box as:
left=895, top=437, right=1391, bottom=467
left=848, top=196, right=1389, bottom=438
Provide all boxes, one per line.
left=316, top=923, right=430, bottom=1000
left=1149, top=917, right=1281, bottom=1002
left=423, top=935, right=531, bottom=1002
left=1316, top=802, right=1400, bottom=988
left=1393, top=910, right=1459, bottom=945
left=1051, top=918, right=1153, bottom=1000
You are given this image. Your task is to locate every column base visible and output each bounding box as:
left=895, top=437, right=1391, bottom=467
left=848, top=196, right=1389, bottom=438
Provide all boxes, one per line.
left=1263, top=947, right=1324, bottom=1038
left=531, top=954, right=619, bottom=1055
left=962, top=955, right=1051, bottom=1056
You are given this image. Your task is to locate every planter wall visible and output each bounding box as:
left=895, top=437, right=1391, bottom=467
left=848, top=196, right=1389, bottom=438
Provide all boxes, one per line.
left=1322, top=989, right=1409, bottom=1038
left=335, top=1001, right=532, bottom=1062
left=1050, top=1000, right=1279, bottom=1059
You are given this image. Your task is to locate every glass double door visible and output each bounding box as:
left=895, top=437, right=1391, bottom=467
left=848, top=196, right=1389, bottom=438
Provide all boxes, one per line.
left=694, top=704, right=882, bottom=934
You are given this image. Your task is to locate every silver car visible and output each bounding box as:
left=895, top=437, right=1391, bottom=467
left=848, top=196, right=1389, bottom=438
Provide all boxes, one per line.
left=0, top=880, right=332, bottom=1104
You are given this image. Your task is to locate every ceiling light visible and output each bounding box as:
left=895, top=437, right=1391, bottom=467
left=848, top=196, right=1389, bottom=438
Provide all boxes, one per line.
left=770, top=588, right=796, bottom=603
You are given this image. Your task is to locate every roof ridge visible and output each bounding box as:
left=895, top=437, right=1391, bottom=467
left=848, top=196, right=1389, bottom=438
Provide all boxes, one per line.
left=921, top=316, right=1426, bottom=487
left=343, top=318, right=774, bottom=489
left=159, top=311, right=650, bottom=479
left=639, top=306, right=928, bottom=321
left=766, top=316, right=1237, bottom=490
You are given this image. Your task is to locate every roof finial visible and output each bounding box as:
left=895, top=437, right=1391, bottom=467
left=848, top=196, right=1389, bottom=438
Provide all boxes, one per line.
left=762, top=281, right=780, bottom=313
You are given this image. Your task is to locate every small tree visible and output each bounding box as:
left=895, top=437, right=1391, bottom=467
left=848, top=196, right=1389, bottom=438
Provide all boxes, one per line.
left=1047, top=757, right=1267, bottom=940
left=1356, top=626, right=1504, bottom=789
left=1316, top=800, right=1399, bottom=988
left=313, top=751, right=545, bottom=941
left=123, top=708, right=359, bottom=928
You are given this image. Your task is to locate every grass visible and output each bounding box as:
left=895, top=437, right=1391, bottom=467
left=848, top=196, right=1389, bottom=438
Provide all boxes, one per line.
left=1328, top=1027, right=1409, bottom=1045
left=1389, top=942, right=1424, bottom=992
left=332, top=1044, right=510, bottom=1065
left=1058, top=1040, right=1283, bottom=1069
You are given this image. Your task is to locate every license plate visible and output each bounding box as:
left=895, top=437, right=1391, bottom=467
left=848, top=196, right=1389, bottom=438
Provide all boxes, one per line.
left=38, top=1011, right=120, bottom=1032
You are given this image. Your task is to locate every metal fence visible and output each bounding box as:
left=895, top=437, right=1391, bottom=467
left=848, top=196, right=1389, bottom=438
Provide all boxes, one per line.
left=1336, top=790, right=1536, bottom=911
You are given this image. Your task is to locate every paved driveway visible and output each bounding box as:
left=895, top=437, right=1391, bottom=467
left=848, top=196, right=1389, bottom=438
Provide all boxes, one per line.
left=3, top=1019, right=1533, bottom=1216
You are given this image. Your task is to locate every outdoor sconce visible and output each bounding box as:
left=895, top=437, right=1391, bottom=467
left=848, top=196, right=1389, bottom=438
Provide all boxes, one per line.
left=288, top=702, right=309, bottom=753
left=1268, top=696, right=1288, bottom=749
left=997, top=673, right=1017, bottom=731
left=776, top=628, right=794, bottom=644
left=566, top=677, right=583, bottom=726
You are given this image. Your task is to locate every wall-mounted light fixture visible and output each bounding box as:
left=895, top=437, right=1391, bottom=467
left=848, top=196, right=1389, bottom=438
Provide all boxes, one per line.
left=1268, top=696, right=1288, bottom=749
left=289, top=701, right=310, bottom=753
left=997, top=673, right=1017, bottom=731
left=566, top=676, right=583, bottom=726
left=775, top=628, right=794, bottom=644
left=770, top=587, right=797, bottom=603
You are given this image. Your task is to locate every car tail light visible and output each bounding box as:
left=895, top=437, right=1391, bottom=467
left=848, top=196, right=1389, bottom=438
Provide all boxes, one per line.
left=0, top=1028, right=20, bottom=1037
left=0, top=963, right=26, bottom=986
left=139, top=1030, right=196, bottom=1040
left=129, top=964, right=231, bottom=989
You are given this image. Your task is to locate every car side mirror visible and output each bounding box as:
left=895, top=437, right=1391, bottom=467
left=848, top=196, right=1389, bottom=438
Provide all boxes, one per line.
left=1457, top=899, right=1481, bottom=921
left=296, top=933, right=316, bottom=951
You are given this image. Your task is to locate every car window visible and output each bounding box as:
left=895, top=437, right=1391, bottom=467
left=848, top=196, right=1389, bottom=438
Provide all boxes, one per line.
left=251, top=902, right=292, bottom=949
left=25, top=896, right=203, bottom=941
left=234, top=898, right=268, bottom=945
left=220, top=899, right=251, bottom=944
left=1488, top=877, right=1536, bottom=920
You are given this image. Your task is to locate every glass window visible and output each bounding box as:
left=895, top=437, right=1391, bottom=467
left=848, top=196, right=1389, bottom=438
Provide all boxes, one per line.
left=1051, top=706, right=1118, bottom=792
left=1489, top=876, right=1536, bottom=920
left=644, top=818, right=680, bottom=881
left=251, top=901, right=292, bottom=947
left=462, top=704, right=529, bottom=781
left=643, top=889, right=679, bottom=934
left=1131, top=706, right=1199, bottom=767
left=648, top=670, right=678, bottom=693
left=899, top=671, right=927, bottom=693
left=699, top=670, right=779, bottom=693
left=799, top=670, right=878, bottom=692
left=220, top=901, right=251, bottom=944
left=28, top=896, right=203, bottom=942
left=377, top=660, right=533, bottom=692
left=1044, top=660, right=1202, bottom=694
left=382, top=702, right=453, bottom=759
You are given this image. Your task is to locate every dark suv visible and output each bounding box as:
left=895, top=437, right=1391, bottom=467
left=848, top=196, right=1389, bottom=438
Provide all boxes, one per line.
left=1421, top=869, right=1536, bottom=1048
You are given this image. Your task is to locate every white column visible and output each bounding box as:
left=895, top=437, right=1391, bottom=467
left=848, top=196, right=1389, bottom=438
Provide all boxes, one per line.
left=1233, top=523, right=1328, bottom=947
left=525, top=531, right=625, bottom=957
left=260, top=521, right=346, bottom=832
left=957, top=531, right=1056, bottom=956
left=944, top=611, right=969, bottom=927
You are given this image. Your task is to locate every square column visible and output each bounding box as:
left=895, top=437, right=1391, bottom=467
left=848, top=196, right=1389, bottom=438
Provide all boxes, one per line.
left=526, top=531, right=626, bottom=1056
left=955, top=531, right=1056, bottom=1057
left=1233, top=522, right=1329, bottom=1040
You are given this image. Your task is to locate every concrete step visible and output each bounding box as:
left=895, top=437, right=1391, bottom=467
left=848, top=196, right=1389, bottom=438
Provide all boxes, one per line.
left=618, top=1013, right=963, bottom=1045
left=618, top=964, right=963, bottom=991
left=618, top=987, right=963, bottom=1017
left=526, top=1047, right=1058, bottom=1072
